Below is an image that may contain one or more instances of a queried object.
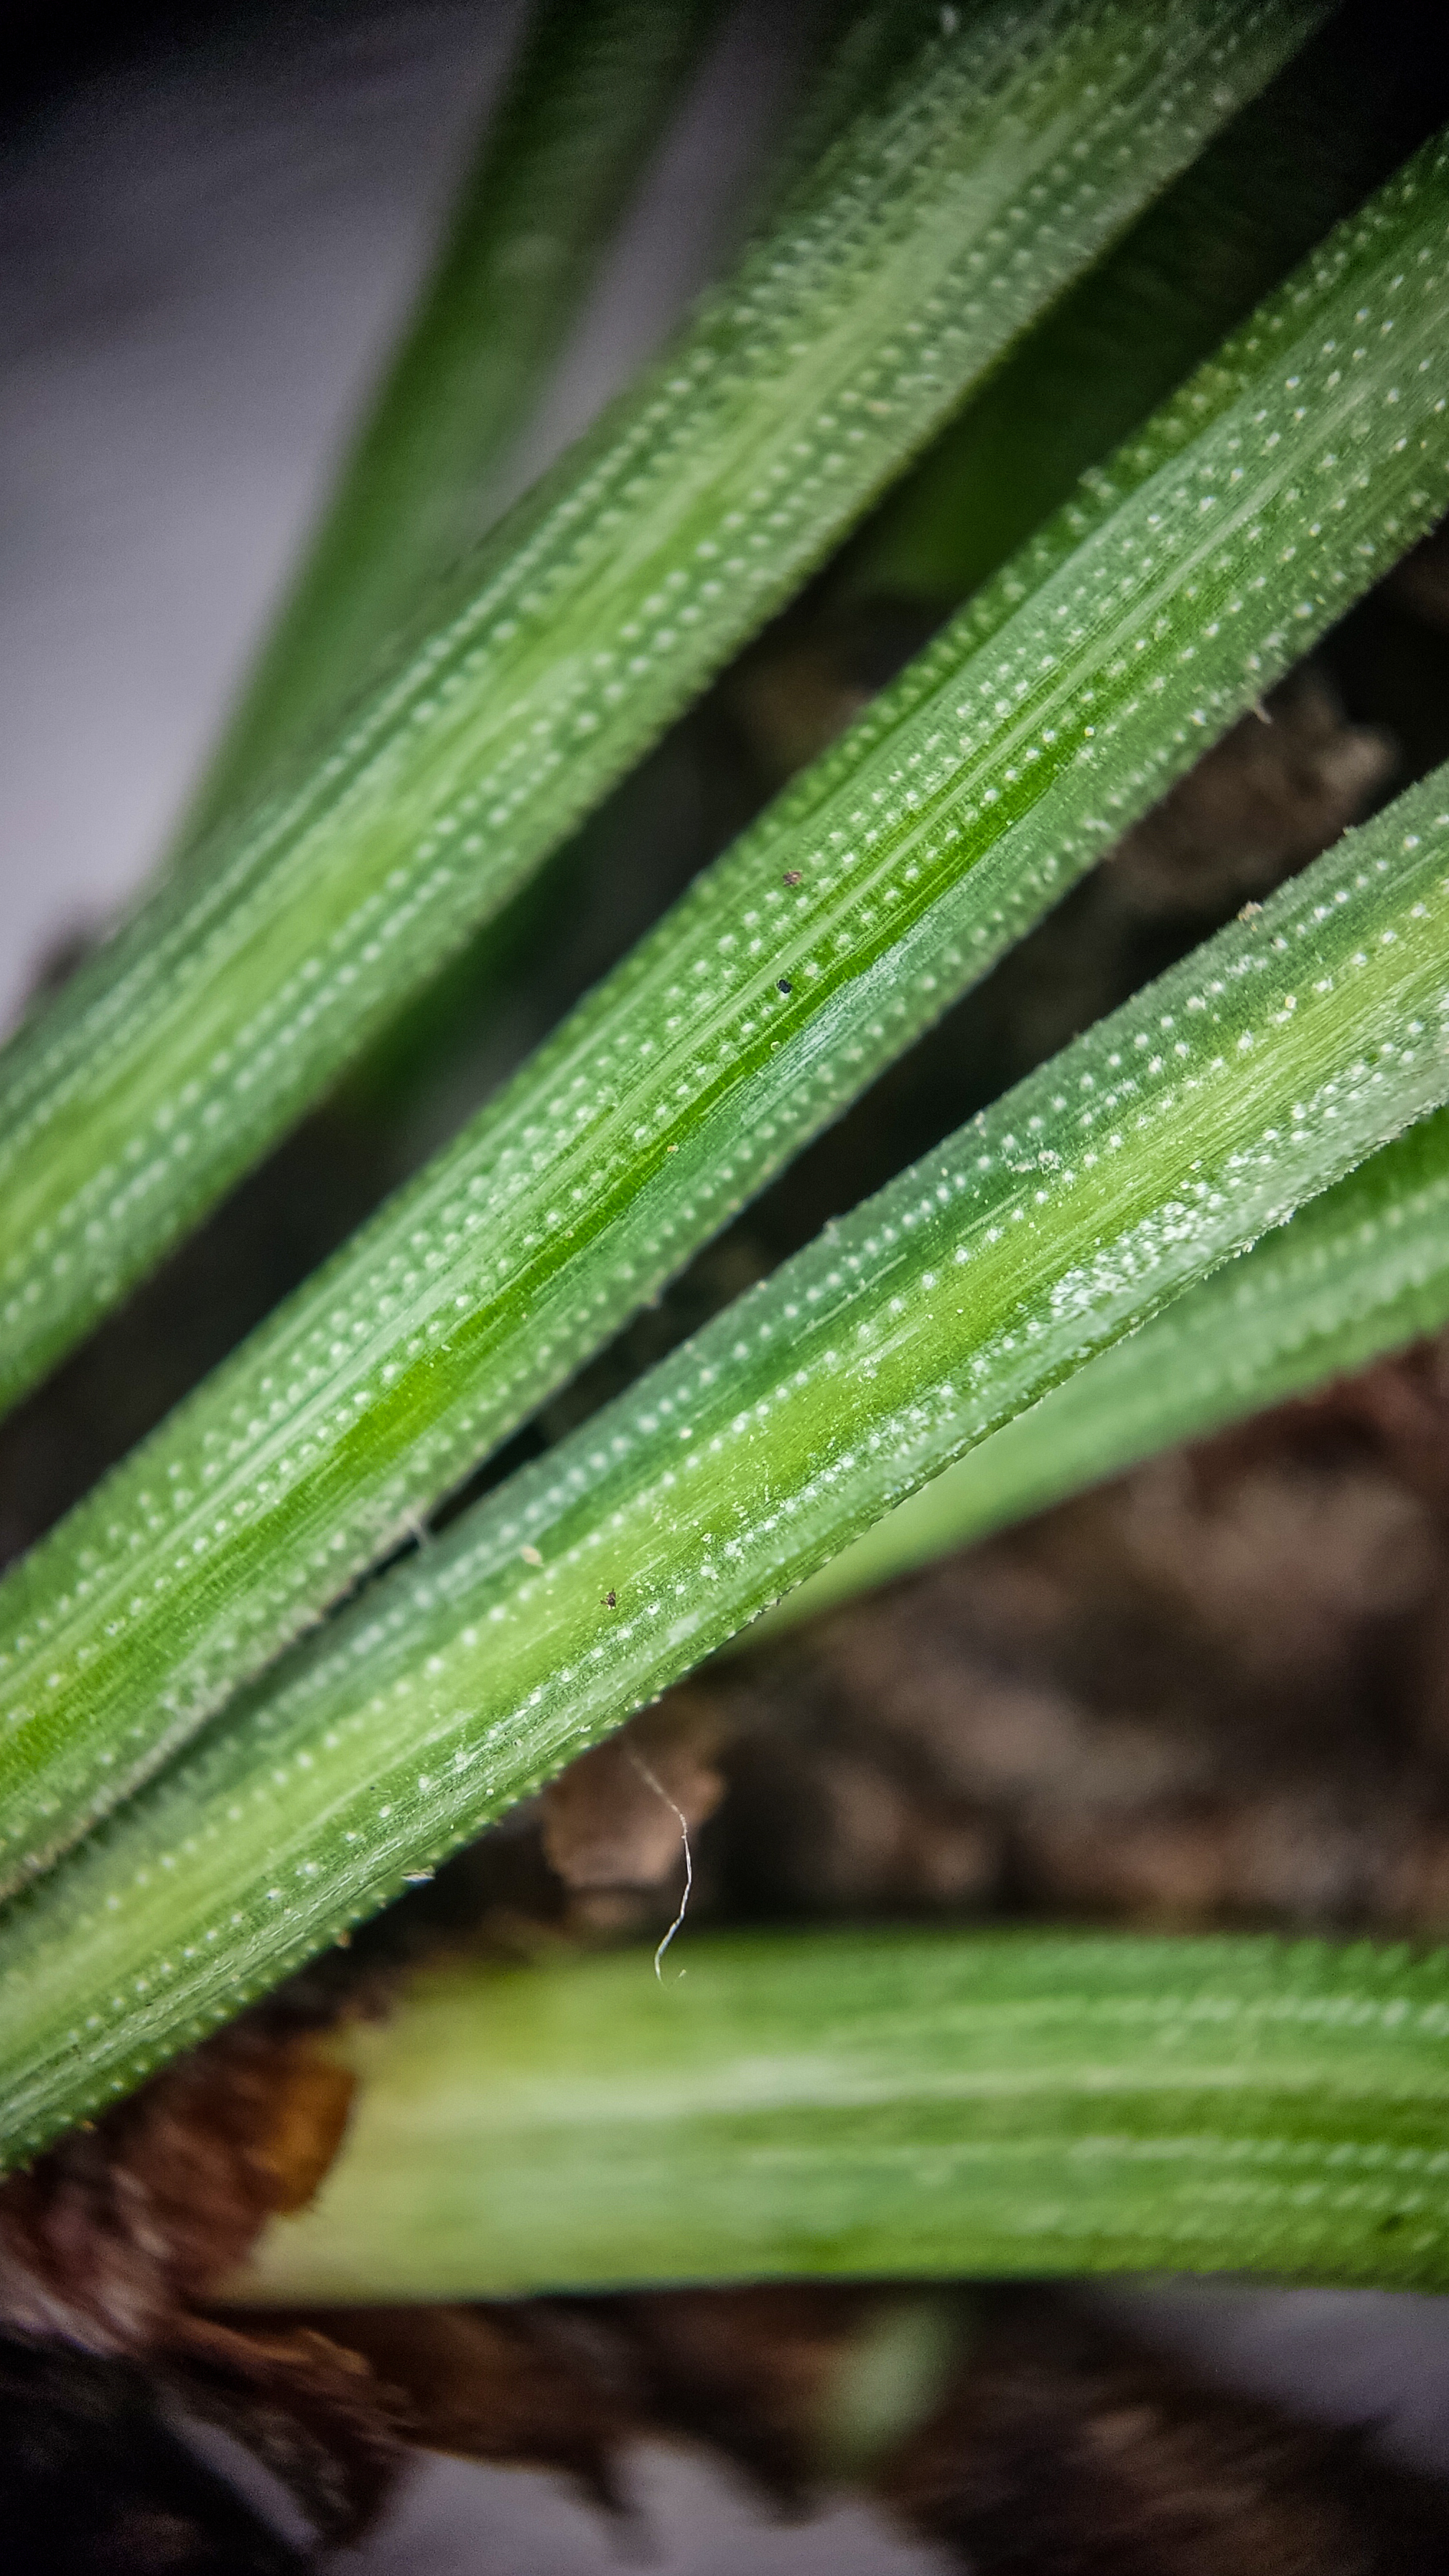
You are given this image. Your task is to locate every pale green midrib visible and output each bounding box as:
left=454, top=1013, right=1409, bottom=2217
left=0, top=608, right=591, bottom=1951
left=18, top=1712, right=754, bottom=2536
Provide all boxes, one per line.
left=753, top=1106, right=1449, bottom=1632
left=0, top=131, right=1443, bottom=1895
left=302, top=2033, right=1447, bottom=2120
left=0, top=3, right=1318, bottom=1404
left=193, top=1936, right=1449, bottom=2300
left=1, top=773, right=1448, bottom=2157
left=177, top=0, right=730, bottom=856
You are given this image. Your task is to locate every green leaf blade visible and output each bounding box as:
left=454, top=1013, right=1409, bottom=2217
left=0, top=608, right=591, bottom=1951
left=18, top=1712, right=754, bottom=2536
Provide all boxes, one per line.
left=4, top=763, right=1449, bottom=2156
left=220, top=1932, right=1449, bottom=2302
left=755, top=1101, right=1449, bottom=1631
left=1, top=120, right=1445, bottom=1897
left=0, top=0, right=1328, bottom=1412
left=176, top=0, right=732, bottom=853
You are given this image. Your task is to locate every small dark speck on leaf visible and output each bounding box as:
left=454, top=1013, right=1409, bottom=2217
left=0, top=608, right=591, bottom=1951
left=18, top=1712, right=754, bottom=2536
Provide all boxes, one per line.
left=604, top=1589, right=617, bottom=1608
left=778, top=977, right=792, bottom=994
left=783, top=869, right=803, bottom=885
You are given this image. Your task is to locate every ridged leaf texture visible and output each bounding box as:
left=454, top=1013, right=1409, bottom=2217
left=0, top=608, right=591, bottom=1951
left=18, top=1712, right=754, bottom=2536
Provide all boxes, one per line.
left=176, top=0, right=728, bottom=851
left=3, top=763, right=1448, bottom=2159
left=0, top=0, right=1309, bottom=1409
left=225, top=1934, right=1449, bottom=2302
left=1, top=119, right=1443, bottom=1892
left=762, top=1099, right=1449, bottom=1630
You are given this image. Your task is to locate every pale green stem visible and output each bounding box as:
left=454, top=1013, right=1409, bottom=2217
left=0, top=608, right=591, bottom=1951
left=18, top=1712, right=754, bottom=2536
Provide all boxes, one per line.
left=174, top=0, right=730, bottom=857
left=0, top=0, right=1306, bottom=1412
left=3, top=765, right=1449, bottom=2161
left=1, top=115, right=1438, bottom=1893
left=752, top=1101, right=1449, bottom=1637
left=221, top=1933, right=1449, bottom=2302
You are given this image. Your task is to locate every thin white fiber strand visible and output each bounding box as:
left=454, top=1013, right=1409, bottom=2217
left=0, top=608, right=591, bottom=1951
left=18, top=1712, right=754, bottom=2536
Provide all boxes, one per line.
left=627, top=1748, right=694, bottom=1980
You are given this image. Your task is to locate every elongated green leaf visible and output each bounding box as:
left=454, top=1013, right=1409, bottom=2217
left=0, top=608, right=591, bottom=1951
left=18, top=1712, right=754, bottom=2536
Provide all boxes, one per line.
left=221, top=1933, right=1449, bottom=2303
left=176, top=0, right=730, bottom=855
left=282, top=0, right=959, bottom=1129
left=853, top=0, right=1427, bottom=607
left=752, top=1, right=948, bottom=227
left=1, top=126, right=1445, bottom=1892
left=0, top=0, right=1306, bottom=1414
left=342, top=4, right=1445, bottom=1131
left=4, top=767, right=1449, bottom=2160
left=755, top=1100, right=1449, bottom=1634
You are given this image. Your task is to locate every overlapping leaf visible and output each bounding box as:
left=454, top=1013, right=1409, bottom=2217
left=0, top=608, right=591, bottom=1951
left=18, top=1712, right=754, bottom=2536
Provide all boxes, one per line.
left=3, top=120, right=1443, bottom=1893
left=4, top=762, right=1448, bottom=2160
left=760, top=1100, right=1449, bottom=1631
left=0, top=0, right=1303, bottom=1409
